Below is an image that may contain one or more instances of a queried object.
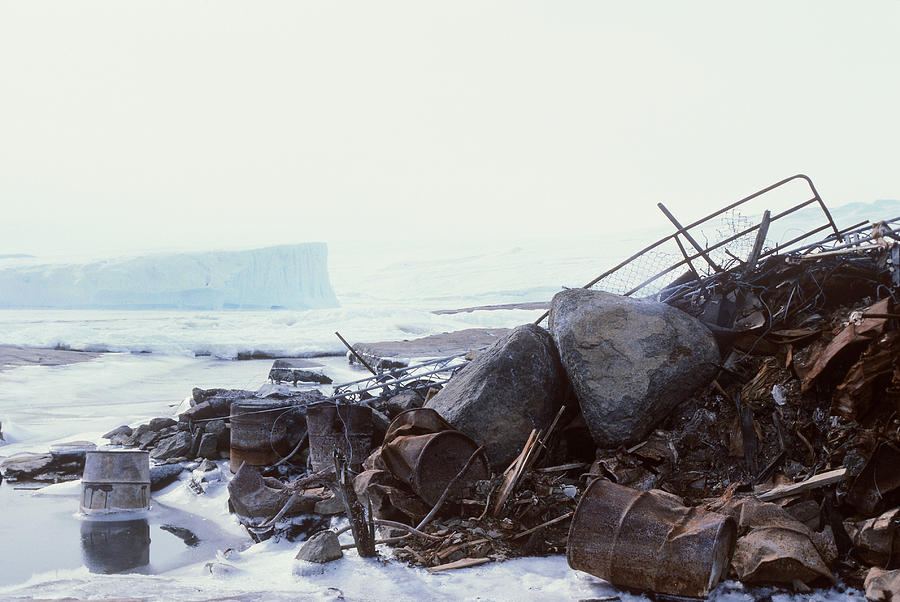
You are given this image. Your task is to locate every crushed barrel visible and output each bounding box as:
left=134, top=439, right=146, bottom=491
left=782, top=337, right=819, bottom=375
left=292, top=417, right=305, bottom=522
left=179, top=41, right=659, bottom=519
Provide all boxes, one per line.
left=306, top=403, right=373, bottom=472
left=567, top=478, right=736, bottom=598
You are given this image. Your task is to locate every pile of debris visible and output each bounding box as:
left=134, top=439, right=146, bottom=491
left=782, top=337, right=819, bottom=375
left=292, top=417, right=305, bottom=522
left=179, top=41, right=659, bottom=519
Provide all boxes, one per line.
left=235, top=181, right=898, bottom=600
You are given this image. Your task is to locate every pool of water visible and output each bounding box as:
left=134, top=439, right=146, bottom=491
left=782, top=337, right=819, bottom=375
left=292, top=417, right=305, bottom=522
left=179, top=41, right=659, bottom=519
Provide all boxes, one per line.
left=0, top=480, right=249, bottom=587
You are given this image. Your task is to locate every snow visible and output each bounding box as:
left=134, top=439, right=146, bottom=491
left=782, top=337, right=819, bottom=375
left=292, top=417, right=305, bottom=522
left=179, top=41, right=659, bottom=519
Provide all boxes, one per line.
left=0, top=243, right=338, bottom=310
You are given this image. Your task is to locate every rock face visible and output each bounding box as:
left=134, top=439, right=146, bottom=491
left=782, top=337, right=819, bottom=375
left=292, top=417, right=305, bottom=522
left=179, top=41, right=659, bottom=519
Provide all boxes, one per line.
left=425, top=323, right=567, bottom=468
left=549, top=288, right=719, bottom=448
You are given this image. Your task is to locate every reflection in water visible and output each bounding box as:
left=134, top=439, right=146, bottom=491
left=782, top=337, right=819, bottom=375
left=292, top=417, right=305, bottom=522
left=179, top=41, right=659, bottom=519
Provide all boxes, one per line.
left=80, top=519, right=151, bottom=574
left=160, top=524, right=200, bottom=547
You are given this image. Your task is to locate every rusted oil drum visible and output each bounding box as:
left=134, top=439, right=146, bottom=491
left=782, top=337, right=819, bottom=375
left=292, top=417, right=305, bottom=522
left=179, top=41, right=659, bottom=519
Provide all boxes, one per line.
left=380, top=408, right=489, bottom=507
left=306, top=403, right=373, bottom=472
left=567, top=478, right=736, bottom=598
left=80, top=450, right=150, bottom=515
left=229, top=400, right=302, bottom=473
left=384, top=407, right=454, bottom=440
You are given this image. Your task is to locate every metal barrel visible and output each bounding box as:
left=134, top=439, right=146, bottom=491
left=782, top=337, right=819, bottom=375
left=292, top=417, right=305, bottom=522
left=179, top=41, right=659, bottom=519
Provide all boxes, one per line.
left=384, top=407, right=454, bottom=440
left=381, top=430, right=490, bottom=506
left=229, top=399, right=303, bottom=473
left=80, top=450, right=151, bottom=515
left=567, top=479, right=736, bottom=598
left=306, top=403, right=373, bottom=472
left=80, top=518, right=151, bottom=574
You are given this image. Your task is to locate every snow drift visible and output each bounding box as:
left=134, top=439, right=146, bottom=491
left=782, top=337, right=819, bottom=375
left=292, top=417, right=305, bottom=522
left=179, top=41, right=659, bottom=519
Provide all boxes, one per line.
left=0, top=244, right=339, bottom=310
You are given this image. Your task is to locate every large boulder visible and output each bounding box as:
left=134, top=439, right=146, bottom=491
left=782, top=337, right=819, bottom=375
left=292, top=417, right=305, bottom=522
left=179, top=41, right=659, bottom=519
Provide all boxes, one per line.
left=549, top=288, right=719, bottom=448
left=425, top=323, right=567, bottom=468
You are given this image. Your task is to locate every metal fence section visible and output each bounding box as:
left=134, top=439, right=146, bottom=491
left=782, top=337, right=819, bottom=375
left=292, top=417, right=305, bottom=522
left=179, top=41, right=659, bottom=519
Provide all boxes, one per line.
left=536, top=174, right=842, bottom=323
left=330, top=352, right=470, bottom=403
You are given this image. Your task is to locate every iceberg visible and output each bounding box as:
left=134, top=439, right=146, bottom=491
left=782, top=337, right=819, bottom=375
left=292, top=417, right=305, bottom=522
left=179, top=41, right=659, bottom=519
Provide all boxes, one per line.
left=0, top=244, right=339, bottom=310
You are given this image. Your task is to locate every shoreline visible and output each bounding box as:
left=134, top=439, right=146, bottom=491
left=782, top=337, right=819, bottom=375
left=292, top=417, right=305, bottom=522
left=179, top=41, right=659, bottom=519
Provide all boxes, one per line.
left=0, top=345, right=104, bottom=371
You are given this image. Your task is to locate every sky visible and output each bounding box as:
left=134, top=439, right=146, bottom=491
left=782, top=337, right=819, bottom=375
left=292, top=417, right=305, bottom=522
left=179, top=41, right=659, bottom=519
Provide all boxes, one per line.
left=1, top=1, right=898, bottom=256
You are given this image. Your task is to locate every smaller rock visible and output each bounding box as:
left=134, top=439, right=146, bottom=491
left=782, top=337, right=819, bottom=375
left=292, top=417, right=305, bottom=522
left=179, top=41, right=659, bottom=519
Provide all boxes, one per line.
left=49, top=440, right=96, bottom=462
left=197, top=433, right=219, bottom=459
left=109, top=432, right=132, bottom=446
left=196, top=458, right=217, bottom=472
left=127, top=423, right=153, bottom=446
left=0, top=453, right=54, bottom=480
left=204, top=419, right=227, bottom=437
left=151, top=431, right=193, bottom=460
left=313, top=495, right=345, bottom=515
left=136, top=429, right=162, bottom=450
left=295, top=530, right=342, bottom=563
left=383, top=390, right=424, bottom=417
left=865, top=567, right=900, bottom=601
left=148, top=417, right=178, bottom=431
left=102, top=425, right=133, bottom=439
left=150, top=463, right=184, bottom=491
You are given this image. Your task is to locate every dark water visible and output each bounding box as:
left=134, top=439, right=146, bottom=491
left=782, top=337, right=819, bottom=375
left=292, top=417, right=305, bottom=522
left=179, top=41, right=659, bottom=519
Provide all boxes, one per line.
left=0, top=482, right=248, bottom=587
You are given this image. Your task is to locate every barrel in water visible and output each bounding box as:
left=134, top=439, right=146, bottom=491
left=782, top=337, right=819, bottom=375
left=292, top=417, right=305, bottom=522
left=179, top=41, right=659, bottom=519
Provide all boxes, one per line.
left=230, top=399, right=304, bottom=473
left=306, top=403, right=373, bottom=472
left=567, top=478, right=736, bottom=598
left=80, top=450, right=150, bottom=515
left=81, top=518, right=150, bottom=573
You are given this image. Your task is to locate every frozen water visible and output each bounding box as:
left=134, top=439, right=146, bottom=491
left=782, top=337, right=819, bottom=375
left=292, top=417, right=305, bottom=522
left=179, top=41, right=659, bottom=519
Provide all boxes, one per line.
left=0, top=244, right=338, bottom=310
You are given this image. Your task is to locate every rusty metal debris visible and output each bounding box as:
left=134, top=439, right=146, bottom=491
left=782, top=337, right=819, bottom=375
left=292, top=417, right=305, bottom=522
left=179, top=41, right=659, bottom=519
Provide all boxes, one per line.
left=568, top=479, right=736, bottom=598
left=197, top=176, right=900, bottom=596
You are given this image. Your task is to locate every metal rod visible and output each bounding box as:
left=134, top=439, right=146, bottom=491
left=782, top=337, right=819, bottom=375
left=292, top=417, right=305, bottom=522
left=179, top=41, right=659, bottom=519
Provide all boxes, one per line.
left=743, top=209, right=771, bottom=278
left=657, top=202, right=723, bottom=273
left=335, top=331, right=378, bottom=376
left=672, top=234, right=701, bottom=281
left=791, top=220, right=872, bottom=255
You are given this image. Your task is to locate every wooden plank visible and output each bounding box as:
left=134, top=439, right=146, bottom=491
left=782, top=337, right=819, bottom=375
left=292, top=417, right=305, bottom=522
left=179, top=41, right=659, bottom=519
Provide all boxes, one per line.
left=435, top=537, right=491, bottom=562
left=756, top=468, right=847, bottom=502
left=509, top=511, right=574, bottom=541
left=427, top=557, right=492, bottom=573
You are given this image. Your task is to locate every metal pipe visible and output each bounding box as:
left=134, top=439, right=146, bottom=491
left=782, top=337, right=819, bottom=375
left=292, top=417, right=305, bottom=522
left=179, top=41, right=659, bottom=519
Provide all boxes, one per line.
left=335, top=331, right=378, bottom=376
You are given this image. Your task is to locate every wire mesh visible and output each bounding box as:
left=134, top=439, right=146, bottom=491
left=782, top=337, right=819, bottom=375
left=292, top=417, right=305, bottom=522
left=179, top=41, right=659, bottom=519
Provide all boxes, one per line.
left=583, top=177, right=839, bottom=299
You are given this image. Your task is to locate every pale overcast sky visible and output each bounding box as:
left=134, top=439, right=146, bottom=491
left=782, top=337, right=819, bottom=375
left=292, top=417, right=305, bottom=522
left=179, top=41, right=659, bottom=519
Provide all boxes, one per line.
left=1, top=1, right=898, bottom=256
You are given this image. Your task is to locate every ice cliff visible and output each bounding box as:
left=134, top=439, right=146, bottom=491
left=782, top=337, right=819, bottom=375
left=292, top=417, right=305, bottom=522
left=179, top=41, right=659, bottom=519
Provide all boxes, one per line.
left=0, top=244, right=339, bottom=310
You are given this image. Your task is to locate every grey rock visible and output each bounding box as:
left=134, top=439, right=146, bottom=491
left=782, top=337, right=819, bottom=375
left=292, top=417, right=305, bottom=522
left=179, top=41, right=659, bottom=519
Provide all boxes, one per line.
left=425, top=323, right=567, bottom=468
left=204, top=419, right=227, bottom=436
left=151, top=431, right=193, bottom=460
left=150, top=463, right=184, bottom=490
left=314, top=495, right=345, bottom=516
left=0, top=453, right=54, bottom=480
left=295, top=530, right=342, bottom=563
left=102, top=425, right=133, bottom=439
left=196, top=458, right=217, bottom=472
left=549, top=288, right=719, bottom=448
left=185, top=388, right=254, bottom=421
left=109, top=432, right=132, bottom=446
left=127, top=423, right=153, bottom=446
left=383, top=390, right=424, bottom=417
left=136, top=428, right=162, bottom=450
left=49, top=440, right=96, bottom=461
left=197, top=433, right=219, bottom=459
left=148, top=417, right=177, bottom=431
left=268, top=360, right=333, bottom=385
